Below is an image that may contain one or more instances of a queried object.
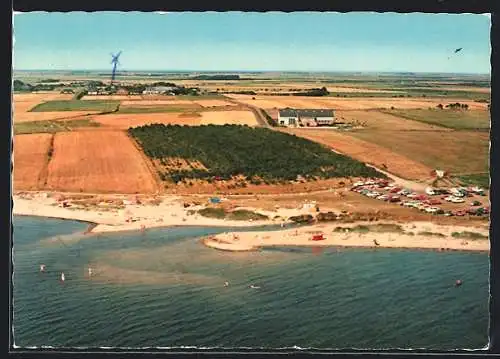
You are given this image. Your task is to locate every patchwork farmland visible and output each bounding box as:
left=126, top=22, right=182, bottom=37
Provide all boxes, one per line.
left=12, top=72, right=491, bottom=197
left=45, top=131, right=158, bottom=194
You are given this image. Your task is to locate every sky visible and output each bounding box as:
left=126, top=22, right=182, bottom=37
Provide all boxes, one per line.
left=12, top=12, right=492, bottom=74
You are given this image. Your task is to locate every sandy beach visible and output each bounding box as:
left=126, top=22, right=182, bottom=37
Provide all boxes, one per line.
left=12, top=193, right=279, bottom=233
left=13, top=192, right=489, bottom=252
left=203, top=221, right=490, bottom=252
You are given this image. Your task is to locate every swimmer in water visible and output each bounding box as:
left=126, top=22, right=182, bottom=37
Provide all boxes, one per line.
left=88, top=267, right=93, bottom=277
left=61, top=272, right=65, bottom=282
left=224, top=281, right=229, bottom=287
left=40, top=264, right=46, bottom=272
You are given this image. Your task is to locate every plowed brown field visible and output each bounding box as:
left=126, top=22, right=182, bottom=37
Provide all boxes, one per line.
left=281, top=128, right=433, bottom=180
left=13, top=133, right=53, bottom=190
left=46, top=131, right=158, bottom=193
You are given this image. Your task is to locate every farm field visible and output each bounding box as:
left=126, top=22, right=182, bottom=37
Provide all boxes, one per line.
left=227, top=94, right=488, bottom=110
left=350, top=130, right=489, bottom=175
left=14, top=111, right=102, bottom=123
left=13, top=133, right=53, bottom=190
left=13, top=93, right=87, bottom=123
left=120, top=100, right=198, bottom=106
left=281, top=128, right=433, bottom=180
left=30, top=100, right=120, bottom=112
left=380, top=109, right=490, bottom=130
left=335, top=110, right=445, bottom=131
left=92, top=110, right=259, bottom=129
left=45, top=131, right=158, bottom=193
left=14, top=118, right=100, bottom=135
left=91, top=113, right=200, bottom=128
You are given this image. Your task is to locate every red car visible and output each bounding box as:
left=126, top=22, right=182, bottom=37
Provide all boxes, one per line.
left=388, top=196, right=401, bottom=203
left=428, top=199, right=442, bottom=205
left=390, top=187, right=402, bottom=193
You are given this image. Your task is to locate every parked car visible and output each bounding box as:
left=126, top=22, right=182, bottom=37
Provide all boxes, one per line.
left=388, top=196, right=401, bottom=203
left=390, top=187, right=402, bottom=193
left=471, top=201, right=481, bottom=206
left=377, top=194, right=389, bottom=201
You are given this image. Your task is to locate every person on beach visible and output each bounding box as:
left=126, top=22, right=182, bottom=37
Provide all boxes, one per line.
left=88, top=267, right=93, bottom=277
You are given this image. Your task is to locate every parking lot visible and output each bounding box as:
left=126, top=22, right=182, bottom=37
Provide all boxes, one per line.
left=351, top=179, right=489, bottom=218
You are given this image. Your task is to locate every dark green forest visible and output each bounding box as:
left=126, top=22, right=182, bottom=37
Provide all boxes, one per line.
left=128, top=124, right=384, bottom=184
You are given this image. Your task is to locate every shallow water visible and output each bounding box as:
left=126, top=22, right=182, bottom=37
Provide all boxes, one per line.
left=12, top=215, right=489, bottom=349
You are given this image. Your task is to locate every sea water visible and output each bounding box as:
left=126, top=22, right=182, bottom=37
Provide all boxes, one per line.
left=12, top=215, right=489, bottom=349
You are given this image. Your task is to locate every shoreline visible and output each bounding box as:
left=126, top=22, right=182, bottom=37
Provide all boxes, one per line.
left=201, top=221, right=490, bottom=253
left=13, top=193, right=490, bottom=253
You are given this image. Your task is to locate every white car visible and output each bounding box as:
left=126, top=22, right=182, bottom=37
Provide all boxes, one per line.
left=444, top=196, right=455, bottom=202
left=377, top=194, right=389, bottom=201
left=451, top=197, right=465, bottom=203
left=406, top=193, right=419, bottom=199
left=425, top=207, right=439, bottom=213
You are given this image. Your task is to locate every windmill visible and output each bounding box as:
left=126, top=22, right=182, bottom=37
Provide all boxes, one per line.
left=110, top=51, right=122, bottom=85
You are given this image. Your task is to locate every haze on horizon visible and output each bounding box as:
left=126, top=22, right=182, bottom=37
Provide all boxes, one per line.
left=13, top=12, right=491, bottom=74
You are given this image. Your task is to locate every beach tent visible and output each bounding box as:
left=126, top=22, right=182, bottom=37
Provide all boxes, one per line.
left=311, top=234, right=325, bottom=241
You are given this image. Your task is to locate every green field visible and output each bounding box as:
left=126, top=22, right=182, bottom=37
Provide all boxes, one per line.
left=129, top=124, right=385, bottom=183
left=350, top=129, right=489, bottom=175
left=380, top=109, right=490, bottom=130
left=29, top=100, right=120, bottom=112
left=14, top=119, right=100, bottom=135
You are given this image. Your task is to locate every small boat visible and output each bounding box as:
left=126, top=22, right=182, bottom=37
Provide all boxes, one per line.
left=249, top=285, right=260, bottom=289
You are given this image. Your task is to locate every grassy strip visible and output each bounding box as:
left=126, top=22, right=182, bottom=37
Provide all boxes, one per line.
left=333, top=224, right=404, bottom=233
left=29, top=100, right=120, bottom=112
left=14, top=119, right=100, bottom=135
left=458, top=173, right=490, bottom=189
left=451, top=231, right=488, bottom=240
left=197, top=207, right=268, bottom=221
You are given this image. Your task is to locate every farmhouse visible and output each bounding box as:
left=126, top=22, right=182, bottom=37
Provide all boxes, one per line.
left=143, top=86, right=176, bottom=95
left=278, top=108, right=335, bottom=127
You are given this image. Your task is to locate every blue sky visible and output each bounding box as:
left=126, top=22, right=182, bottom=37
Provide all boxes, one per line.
left=13, top=12, right=491, bottom=73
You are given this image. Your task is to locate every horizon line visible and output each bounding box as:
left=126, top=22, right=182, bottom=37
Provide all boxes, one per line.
left=13, top=69, right=491, bottom=76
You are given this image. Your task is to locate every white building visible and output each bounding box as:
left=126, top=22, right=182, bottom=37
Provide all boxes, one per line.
left=278, top=108, right=335, bottom=127
left=142, top=86, right=176, bottom=95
